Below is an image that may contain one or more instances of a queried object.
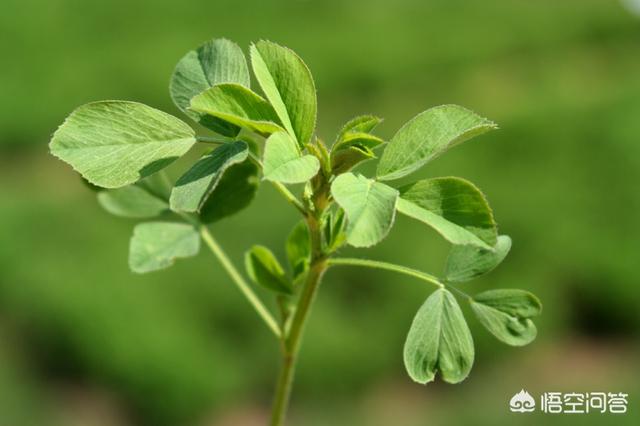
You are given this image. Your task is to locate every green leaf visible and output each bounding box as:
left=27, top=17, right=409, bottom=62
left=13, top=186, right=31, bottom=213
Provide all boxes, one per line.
left=330, top=173, right=398, bottom=247
left=286, top=220, right=310, bottom=279
left=262, top=131, right=320, bottom=183
left=444, top=235, right=512, bottom=283
left=50, top=101, right=196, bottom=188
left=250, top=40, right=317, bottom=146
left=397, top=177, right=497, bottom=248
left=377, top=105, right=497, bottom=181
left=170, top=38, right=250, bottom=136
left=404, top=288, right=474, bottom=384
left=323, top=208, right=347, bottom=252
left=333, top=131, right=384, bottom=152
left=245, top=245, right=292, bottom=294
left=170, top=141, right=248, bottom=213
left=330, top=132, right=384, bottom=174
left=97, top=184, right=168, bottom=218
left=336, top=115, right=382, bottom=141
left=190, top=83, right=284, bottom=136
left=129, top=222, right=200, bottom=273
left=470, top=289, right=542, bottom=346
left=199, top=161, right=260, bottom=223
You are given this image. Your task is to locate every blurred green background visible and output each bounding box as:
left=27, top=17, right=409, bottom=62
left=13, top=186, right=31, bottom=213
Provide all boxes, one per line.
left=1, top=0, right=639, bottom=425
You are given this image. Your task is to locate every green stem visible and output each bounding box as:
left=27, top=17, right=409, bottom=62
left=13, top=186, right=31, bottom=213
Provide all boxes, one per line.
left=327, top=257, right=444, bottom=289
left=196, top=135, right=232, bottom=144
left=200, top=226, right=281, bottom=338
left=270, top=215, right=327, bottom=426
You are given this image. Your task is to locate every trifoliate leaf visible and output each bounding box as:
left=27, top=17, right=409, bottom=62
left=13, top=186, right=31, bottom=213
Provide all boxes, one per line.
left=190, top=83, right=284, bottom=136
left=250, top=40, right=317, bottom=146
left=286, top=221, right=310, bottom=279
left=397, top=177, right=497, bottom=249
left=245, top=245, right=292, bottom=294
left=444, top=235, right=512, bottom=283
left=50, top=101, right=196, bottom=188
left=377, top=105, right=497, bottom=181
left=129, top=222, right=200, bottom=273
left=170, top=141, right=248, bottom=213
left=199, top=161, right=259, bottom=223
left=170, top=38, right=250, bottom=136
left=404, top=288, right=474, bottom=384
left=98, top=184, right=168, bottom=218
left=470, top=289, right=542, bottom=346
left=262, top=131, right=320, bottom=183
left=330, top=173, right=398, bottom=247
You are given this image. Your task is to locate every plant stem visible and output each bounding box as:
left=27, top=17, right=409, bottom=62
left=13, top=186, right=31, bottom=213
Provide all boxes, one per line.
left=200, top=226, right=281, bottom=338
left=270, top=215, right=327, bottom=426
left=196, top=135, right=232, bottom=144
left=328, top=257, right=444, bottom=289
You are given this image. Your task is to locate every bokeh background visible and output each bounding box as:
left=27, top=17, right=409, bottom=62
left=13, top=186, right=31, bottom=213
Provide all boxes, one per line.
left=1, top=0, right=639, bottom=425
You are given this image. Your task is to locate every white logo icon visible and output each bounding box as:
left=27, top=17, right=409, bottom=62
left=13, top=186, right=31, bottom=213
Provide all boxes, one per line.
left=510, top=389, right=536, bottom=413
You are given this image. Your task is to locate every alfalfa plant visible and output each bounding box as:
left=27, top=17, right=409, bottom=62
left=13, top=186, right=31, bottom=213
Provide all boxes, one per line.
left=50, top=38, right=542, bottom=425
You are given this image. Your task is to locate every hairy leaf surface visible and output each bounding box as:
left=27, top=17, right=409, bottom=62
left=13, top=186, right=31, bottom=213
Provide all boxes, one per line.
left=50, top=101, right=196, bottom=188
left=129, top=222, right=200, bottom=273
left=378, top=105, right=497, bottom=180
left=331, top=173, right=398, bottom=247
left=404, top=288, right=474, bottom=384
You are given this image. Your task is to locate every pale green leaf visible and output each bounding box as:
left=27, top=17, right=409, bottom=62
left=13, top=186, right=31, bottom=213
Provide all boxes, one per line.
left=330, top=173, right=398, bottom=247
left=170, top=38, right=250, bottom=136
left=336, top=115, right=382, bottom=141
left=129, top=222, right=200, bottom=273
left=245, top=245, right=292, bottom=294
left=250, top=40, right=317, bottom=146
left=397, top=177, right=497, bottom=248
left=444, top=235, right=512, bottom=283
left=50, top=101, right=196, bottom=188
left=404, top=288, right=474, bottom=384
left=333, top=131, right=384, bottom=152
left=262, top=131, right=320, bottom=183
left=190, top=83, right=284, bottom=136
left=199, top=161, right=260, bottom=223
left=330, top=132, right=384, bottom=174
left=98, top=184, right=168, bottom=218
left=377, top=105, right=497, bottom=180
left=170, top=141, right=248, bottom=213
left=286, top=220, right=310, bottom=279
left=471, top=289, right=542, bottom=346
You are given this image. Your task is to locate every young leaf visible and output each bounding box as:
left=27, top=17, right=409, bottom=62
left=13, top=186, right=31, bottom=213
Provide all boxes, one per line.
left=245, top=245, right=293, bottom=294
left=250, top=40, right=317, bottom=146
left=170, top=38, right=250, bottom=136
left=377, top=105, right=497, bottom=181
left=331, top=132, right=384, bottom=174
left=397, top=177, right=497, bottom=249
left=323, top=208, right=346, bottom=252
left=170, top=141, right=249, bottom=213
left=98, top=184, right=168, bottom=218
left=336, top=115, right=382, bottom=141
left=444, top=235, right=512, bottom=283
left=404, top=288, right=474, bottom=384
left=129, top=222, right=200, bottom=274
left=262, top=131, right=320, bottom=183
left=470, top=289, right=542, bottom=346
left=330, top=173, right=398, bottom=247
left=286, top=220, right=310, bottom=279
left=50, top=101, right=196, bottom=188
left=190, top=83, right=284, bottom=136
left=199, top=161, right=260, bottom=223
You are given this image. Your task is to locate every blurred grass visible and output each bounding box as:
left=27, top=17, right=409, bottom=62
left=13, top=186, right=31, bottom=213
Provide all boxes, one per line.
left=1, top=0, right=639, bottom=424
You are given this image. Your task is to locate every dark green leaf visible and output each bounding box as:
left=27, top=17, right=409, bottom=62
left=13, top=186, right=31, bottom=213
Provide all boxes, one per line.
left=377, top=105, right=497, bottom=180
left=470, top=289, right=542, bottom=346
left=245, top=245, right=292, bottom=294
left=444, top=235, right=512, bottom=283
left=199, top=161, right=259, bottom=223
left=170, top=141, right=248, bottom=213
left=404, top=288, right=474, bottom=384
left=286, top=221, right=310, bottom=279
left=250, top=40, right=317, bottom=146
